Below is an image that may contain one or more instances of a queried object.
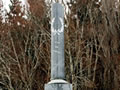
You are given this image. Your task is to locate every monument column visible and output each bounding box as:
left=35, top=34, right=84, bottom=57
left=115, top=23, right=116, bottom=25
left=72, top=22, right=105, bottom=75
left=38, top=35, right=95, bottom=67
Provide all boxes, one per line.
left=51, top=2, right=65, bottom=80
left=45, top=3, right=72, bottom=90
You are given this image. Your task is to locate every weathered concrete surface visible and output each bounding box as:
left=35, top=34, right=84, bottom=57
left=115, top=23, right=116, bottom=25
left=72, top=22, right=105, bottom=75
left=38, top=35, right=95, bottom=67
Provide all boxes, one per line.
left=45, top=3, right=72, bottom=90
left=45, top=80, right=72, bottom=90
left=51, top=3, right=65, bottom=80
left=45, top=83, right=72, bottom=90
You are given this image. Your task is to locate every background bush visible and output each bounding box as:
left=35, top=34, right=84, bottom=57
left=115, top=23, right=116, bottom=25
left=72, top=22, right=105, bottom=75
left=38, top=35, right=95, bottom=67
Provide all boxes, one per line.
left=0, top=0, right=120, bottom=90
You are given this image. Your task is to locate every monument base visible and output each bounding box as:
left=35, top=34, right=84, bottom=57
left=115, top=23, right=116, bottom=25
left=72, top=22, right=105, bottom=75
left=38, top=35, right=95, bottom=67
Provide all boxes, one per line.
left=45, top=79, right=72, bottom=90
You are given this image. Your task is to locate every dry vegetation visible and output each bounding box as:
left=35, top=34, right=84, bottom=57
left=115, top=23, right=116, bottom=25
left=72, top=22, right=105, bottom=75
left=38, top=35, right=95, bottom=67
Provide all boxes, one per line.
left=0, top=0, right=120, bottom=90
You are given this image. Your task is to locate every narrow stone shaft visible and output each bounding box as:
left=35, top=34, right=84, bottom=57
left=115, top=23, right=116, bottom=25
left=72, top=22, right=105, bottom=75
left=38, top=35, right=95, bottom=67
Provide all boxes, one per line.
left=45, top=3, right=72, bottom=90
left=51, top=3, right=65, bottom=80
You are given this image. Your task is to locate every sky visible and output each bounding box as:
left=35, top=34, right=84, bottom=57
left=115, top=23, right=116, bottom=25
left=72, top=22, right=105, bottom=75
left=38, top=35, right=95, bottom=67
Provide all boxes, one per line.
left=0, top=0, right=105, bottom=22
left=1, top=0, right=29, bottom=12
left=1, top=0, right=70, bottom=13
left=0, top=0, right=71, bottom=23
left=0, top=0, right=29, bottom=22
left=2, top=0, right=11, bottom=12
left=0, top=0, right=71, bottom=21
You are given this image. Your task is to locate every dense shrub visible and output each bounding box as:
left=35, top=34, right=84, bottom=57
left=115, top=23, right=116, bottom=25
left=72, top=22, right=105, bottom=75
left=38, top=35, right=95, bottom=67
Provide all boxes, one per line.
left=0, top=0, right=120, bottom=90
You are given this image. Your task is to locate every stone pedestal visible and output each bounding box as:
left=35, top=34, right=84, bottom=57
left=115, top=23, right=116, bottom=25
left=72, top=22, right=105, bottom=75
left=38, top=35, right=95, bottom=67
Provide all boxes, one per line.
left=45, top=79, right=72, bottom=90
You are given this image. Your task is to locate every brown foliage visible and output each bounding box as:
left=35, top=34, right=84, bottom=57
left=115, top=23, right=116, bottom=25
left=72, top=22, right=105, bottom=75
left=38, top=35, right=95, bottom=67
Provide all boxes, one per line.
left=0, top=0, right=50, bottom=90
left=28, top=0, right=45, bottom=19
left=65, top=0, right=120, bottom=89
left=0, top=0, right=120, bottom=90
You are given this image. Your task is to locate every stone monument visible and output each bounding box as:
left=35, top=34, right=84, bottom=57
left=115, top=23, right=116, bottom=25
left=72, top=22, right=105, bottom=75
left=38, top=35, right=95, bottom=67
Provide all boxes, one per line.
left=45, top=3, right=72, bottom=90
